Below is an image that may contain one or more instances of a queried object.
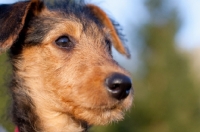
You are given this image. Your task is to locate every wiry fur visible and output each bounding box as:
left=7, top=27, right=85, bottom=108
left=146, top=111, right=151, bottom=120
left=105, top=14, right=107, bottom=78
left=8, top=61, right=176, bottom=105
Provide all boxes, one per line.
left=0, top=0, right=133, bottom=132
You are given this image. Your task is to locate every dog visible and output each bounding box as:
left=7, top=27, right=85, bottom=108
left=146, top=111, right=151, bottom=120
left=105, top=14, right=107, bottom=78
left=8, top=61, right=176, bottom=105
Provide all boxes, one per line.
left=0, top=0, right=133, bottom=131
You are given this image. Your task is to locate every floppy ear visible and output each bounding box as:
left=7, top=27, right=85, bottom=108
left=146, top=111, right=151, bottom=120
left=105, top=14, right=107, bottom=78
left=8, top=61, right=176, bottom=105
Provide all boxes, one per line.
left=0, top=0, right=44, bottom=54
left=87, top=4, right=130, bottom=58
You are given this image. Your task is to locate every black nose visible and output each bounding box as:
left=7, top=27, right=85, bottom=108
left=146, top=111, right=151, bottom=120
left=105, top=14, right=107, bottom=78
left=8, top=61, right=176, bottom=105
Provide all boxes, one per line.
left=105, top=73, right=132, bottom=100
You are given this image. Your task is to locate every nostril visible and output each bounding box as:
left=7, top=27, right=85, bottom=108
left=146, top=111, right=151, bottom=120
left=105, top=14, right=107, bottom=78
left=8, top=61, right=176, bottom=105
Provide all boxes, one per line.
left=105, top=73, right=132, bottom=100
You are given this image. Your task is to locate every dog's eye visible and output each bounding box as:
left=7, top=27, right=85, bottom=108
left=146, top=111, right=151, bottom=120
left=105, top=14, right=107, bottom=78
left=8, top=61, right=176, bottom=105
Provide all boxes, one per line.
left=55, top=36, right=73, bottom=49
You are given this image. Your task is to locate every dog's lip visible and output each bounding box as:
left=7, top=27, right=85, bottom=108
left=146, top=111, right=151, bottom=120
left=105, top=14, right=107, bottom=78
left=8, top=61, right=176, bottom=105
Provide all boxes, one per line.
left=79, top=92, right=133, bottom=111
left=81, top=101, right=122, bottom=111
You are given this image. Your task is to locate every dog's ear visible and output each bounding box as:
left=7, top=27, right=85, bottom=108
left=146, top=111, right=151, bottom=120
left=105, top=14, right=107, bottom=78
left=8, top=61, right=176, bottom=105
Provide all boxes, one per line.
left=0, top=0, right=44, bottom=54
left=87, top=4, right=130, bottom=58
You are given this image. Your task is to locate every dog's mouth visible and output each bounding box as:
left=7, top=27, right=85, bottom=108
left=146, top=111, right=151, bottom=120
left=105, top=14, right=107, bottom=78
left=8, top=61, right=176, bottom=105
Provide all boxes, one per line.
left=82, top=92, right=133, bottom=113
left=55, top=85, right=134, bottom=126
left=78, top=86, right=134, bottom=112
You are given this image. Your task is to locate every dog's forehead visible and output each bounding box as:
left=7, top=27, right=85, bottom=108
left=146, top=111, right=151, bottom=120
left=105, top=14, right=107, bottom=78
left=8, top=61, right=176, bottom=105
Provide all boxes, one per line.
left=25, top=7, right=107, bottom=45
left=44, top=0, right=103, bottom=27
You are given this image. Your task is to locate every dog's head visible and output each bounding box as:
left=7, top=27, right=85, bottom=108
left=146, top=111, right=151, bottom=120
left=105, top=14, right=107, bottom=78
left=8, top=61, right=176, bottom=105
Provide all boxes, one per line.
left=0, top=0, right=133, bottom=128
left=0, top=0, right=130, bottom=57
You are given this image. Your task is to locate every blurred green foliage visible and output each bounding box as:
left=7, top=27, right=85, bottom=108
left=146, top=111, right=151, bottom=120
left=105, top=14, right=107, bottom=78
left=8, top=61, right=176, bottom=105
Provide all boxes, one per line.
left=0, top=53, right=13, bottom=132
left=1, top=0, right=200, bottom=132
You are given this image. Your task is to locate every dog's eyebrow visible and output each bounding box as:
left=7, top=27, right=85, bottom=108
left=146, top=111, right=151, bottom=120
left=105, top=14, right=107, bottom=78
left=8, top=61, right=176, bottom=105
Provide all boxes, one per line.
left=24, top=17, right=55, bottom=45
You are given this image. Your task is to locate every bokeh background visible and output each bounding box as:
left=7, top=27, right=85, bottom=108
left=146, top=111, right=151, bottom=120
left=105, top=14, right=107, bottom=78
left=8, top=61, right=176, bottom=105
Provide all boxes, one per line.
left=0, top=0, right=200, bottom=132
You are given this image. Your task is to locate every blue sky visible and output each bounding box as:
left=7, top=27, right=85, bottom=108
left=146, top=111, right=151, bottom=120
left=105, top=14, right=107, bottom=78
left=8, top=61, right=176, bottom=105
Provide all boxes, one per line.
left=172, top=0, right=200, bottom=49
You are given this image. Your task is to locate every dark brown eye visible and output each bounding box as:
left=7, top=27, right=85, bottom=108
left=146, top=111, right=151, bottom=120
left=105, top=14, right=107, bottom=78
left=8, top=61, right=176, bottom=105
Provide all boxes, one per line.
left=55, top=36, right=73, bottom=49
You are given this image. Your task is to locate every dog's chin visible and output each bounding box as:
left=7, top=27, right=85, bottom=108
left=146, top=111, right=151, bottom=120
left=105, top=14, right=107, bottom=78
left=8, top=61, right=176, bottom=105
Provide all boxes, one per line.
left=74, top=107, right=124, bottom=125
left=74, top=97, right=133, bottom=125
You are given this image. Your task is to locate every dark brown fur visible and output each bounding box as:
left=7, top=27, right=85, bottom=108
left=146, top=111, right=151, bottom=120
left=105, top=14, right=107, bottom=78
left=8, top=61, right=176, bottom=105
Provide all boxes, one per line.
left=0, top=0, right=133, bottom=132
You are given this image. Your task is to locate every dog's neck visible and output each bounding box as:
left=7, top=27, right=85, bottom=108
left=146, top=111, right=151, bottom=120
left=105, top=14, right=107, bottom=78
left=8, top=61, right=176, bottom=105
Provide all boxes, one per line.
left=10, top=62, right=89, bottom=132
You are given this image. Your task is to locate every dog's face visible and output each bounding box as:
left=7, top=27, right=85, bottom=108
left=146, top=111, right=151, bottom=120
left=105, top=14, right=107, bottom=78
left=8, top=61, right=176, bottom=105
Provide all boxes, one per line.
left=0, top=0, right=133, bottom=126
